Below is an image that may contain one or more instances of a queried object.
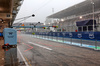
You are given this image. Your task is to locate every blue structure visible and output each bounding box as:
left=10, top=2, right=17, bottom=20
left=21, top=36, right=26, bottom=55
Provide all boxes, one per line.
left=3, top=28, right=17, bottom=45
left=35, top=32, right=100, bottom=41
left=0, top=32, right=3, bottom=37
left=76, top=19, right=96, bottom=31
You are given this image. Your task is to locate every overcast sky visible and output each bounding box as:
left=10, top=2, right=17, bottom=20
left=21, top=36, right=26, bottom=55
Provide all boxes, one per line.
left=14, top=0, right=85, bottom=23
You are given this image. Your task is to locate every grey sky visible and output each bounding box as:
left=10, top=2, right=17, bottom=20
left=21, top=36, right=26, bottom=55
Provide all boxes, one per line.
left=14, top=0, right=85, bottom=23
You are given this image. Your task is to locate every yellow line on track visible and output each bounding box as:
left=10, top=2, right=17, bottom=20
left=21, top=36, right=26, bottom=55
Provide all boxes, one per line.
left=24, top=56, right=32, bottom=66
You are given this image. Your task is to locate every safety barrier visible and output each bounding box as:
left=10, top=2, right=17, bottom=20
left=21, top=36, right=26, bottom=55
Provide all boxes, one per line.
left=25, top=32, right=100, bottom=50
left=35, top=32, right=100, bottom=41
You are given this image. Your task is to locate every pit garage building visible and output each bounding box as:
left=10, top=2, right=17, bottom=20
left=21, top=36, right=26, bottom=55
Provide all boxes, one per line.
left=0, top=0, right=24, bottom=32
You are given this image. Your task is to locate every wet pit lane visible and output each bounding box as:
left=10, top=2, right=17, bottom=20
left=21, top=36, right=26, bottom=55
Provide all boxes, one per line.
left=3, top=32, right=100, bottom=66
left=16, top=33, right=100, bottom=66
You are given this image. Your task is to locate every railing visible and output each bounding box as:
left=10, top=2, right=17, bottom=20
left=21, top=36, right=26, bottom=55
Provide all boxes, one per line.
left=25, top=31, right=100, bottom=50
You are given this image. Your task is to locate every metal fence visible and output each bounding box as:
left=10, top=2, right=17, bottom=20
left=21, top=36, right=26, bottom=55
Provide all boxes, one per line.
left=28, top=32, right=100, bottom=50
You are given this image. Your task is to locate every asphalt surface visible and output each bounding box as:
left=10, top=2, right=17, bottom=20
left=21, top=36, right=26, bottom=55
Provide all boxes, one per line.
left=17, top=32, right=100, bottom=66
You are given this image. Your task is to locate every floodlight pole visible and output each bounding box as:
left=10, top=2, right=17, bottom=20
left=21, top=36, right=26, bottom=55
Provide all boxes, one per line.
left=91, top=1, right=95, bottom=32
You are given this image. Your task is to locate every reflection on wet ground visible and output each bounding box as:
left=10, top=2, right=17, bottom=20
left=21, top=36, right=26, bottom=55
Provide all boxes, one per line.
left=4, top=47, right=18, bottom=66
left=3, top=33, right=100, bottom=66
left=4, top=47, right=25, bottom=66
left=17, top=33, right=100, bottom=66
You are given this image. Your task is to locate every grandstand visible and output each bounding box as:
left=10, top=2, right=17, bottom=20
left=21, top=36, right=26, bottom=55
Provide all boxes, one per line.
left=45, top=0, right=100, bottom=32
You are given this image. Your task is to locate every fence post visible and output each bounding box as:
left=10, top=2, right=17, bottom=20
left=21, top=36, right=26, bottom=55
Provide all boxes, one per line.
left=63, top=35, right=64, bottom=43
left=48, top=33, right=49, bottom=40
left=36, top=33, right=37, bottom=38
left=42, top=33, right=43, bottom=38
left=71, top=37, right=72, bottom=44
left=81, top=38, right=82, bottom=46
left=57, top=33, right=58, bottom=41
left=52, top=33, right=53, bottom=40
left=95, top=39, right=97, bottom=49
left=39, top=33, right=40, bottom=38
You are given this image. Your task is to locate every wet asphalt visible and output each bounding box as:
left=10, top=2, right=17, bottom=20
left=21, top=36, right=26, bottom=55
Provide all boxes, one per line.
left=17, top=32, right=100, bottom=66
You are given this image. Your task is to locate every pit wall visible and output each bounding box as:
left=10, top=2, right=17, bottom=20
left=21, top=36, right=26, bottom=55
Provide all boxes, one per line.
left=34, top=32, right=100, bottom=41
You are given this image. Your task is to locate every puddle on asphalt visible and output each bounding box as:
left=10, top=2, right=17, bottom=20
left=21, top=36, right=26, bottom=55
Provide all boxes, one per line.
left=4, top=47, right=25, bottom=66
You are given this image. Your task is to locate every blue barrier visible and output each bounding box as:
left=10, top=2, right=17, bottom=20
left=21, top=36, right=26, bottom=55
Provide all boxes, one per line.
left=3, top=28, right=17, bottom=45
left=0, top=32, right=3, bottom=37
left=34, top=32, right=100, bottom=41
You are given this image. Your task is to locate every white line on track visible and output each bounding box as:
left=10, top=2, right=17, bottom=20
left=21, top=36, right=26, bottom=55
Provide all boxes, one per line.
left=28, top=42, right=52, bottom=51
left=17, top=47, right=29, bottom=66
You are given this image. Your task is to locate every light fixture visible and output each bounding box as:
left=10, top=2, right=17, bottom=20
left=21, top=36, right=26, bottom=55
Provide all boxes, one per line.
left=79, top=16, right=82, bottom=19
left=48, top=23, right=50, bottom=24
left=61, top=19, right=64, bottom=21
left=0, top=18, right=3, bottom=22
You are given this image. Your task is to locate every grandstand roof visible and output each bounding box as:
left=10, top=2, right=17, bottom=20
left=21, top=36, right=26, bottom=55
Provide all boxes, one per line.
left=47, top=0, right=100, bottom=18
